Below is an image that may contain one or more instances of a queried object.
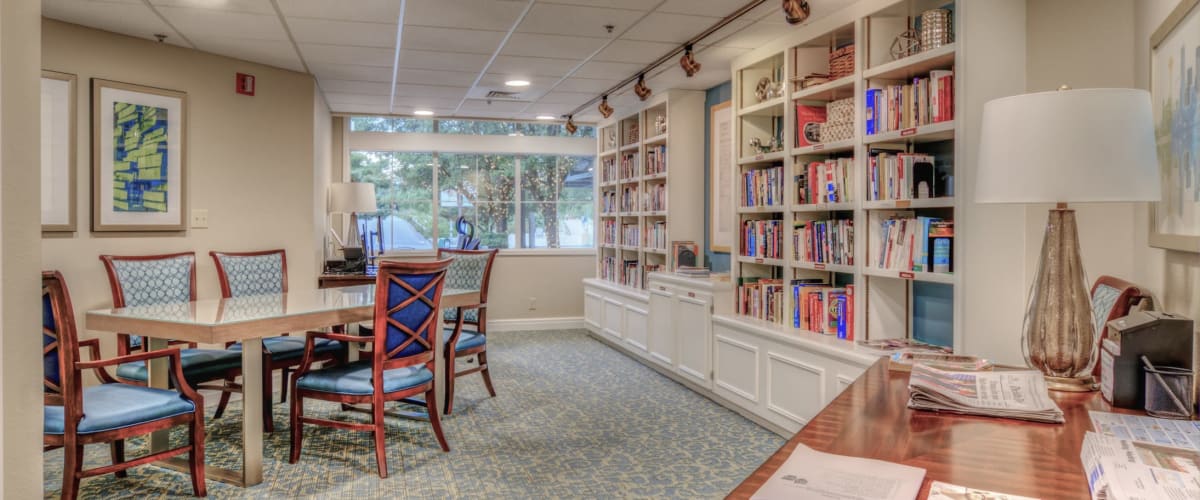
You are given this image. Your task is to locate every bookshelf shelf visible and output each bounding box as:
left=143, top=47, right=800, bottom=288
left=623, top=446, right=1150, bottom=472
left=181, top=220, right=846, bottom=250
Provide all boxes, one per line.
left=645, top=210, right=667, bottom=217
left=643, top=133, right=668, bottom=145
left=643, top=248, right=668, bottom=254
left=863, top=43, right=956, bottom=80
left=863, top=120, right=955, bottom=144
left=738, top=97, right=787, bottom=117
left=792, top=261, right=856, bottom=274
left=791, top=74, right=856, bottom=101
left=643, top=172, right=667, bottom=182
left=600, top=150, right=617, bottom=157
left=619, top=143, right=640, bottom=152
left=792, top=139, right=855, bottom=156
left=738, top=205, right=787, bottom=214
left=791, top=202, right=856, bottom=213
left=738, top=151, right=786, bottom=165
left=862, top=267, right=954, bottom=285
left=862, top=197, right=955, bottom=210
left=737, top=256, right=785, bottom=266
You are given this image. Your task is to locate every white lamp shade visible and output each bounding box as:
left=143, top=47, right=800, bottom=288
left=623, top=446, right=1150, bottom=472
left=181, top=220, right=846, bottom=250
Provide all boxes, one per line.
left=329, top=182, right=378, bottom=214
left=975, top=88, right=1160, bottom=204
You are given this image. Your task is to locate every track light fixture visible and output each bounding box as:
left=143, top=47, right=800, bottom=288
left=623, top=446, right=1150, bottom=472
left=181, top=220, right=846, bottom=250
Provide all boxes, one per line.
left=565, top=115, right=578, bottom=134
left=680, top=44, right=702, bottom=77
left=633, top=74, right=652, bottom=101
left=598, top=95, right=614, bottom=118
left=782, top=0, right=810, bottom=25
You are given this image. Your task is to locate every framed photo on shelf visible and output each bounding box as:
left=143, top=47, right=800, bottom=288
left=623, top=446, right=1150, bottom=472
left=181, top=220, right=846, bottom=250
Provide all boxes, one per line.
left=1149, top=0, right=1200, bottom=252
left=672, top=241, right=698, bottom=271
left=41, top=70, right=77, bottom=232
left=710, top=100, right=733, bottom=253
left=91, top=79, right=187, bottom=232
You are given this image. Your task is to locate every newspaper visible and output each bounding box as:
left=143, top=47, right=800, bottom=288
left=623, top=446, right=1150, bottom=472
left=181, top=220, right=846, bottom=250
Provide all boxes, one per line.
left=926, top=481, right=1039, bottom=500
left=1089, top=411, right=1200, bottom=451
left=751, top=444, right=924, bottom=500
left=1079, top=431, right=1200, bottom=500
left=907, top=364, right=1065, bottom=423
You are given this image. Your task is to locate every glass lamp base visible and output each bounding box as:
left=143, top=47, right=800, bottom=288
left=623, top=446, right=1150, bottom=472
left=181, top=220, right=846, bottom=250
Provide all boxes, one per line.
left=1044, top=374, right=1098, bottom=392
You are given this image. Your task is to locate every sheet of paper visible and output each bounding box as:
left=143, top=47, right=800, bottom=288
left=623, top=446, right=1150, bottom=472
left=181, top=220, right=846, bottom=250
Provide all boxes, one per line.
left=1089, top=411, right=1200, bottom=451
left=927, top=481, right=1039, bottom=500
left=751, top=444, right=924, bottom=500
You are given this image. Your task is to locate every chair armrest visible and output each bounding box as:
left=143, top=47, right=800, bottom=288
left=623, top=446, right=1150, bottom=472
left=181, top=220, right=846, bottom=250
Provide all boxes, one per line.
left=77, top=338, right=118, bottom=384
left=307, top=331, right=371, bottom=344
left=76, top=347, right=182, bottom=369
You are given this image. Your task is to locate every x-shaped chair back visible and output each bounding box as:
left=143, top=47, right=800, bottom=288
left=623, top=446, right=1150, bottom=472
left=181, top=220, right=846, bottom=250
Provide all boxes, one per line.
left=371, top=259, right=453, bottom=372
left=43, top=272, right=80, bottom=407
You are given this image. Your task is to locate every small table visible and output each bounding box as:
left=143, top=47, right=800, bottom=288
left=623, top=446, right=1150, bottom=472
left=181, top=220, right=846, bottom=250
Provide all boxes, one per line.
left=86, top=284, right=479, bottom=487
left=728, top=359, right=1137, bottom=500
left=318, top=273, right=374, bottom=289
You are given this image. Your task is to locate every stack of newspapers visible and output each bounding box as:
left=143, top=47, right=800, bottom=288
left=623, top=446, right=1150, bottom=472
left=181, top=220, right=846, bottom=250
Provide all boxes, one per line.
left=907, top=364, right=1064, bottom=423
left=1080, top=430, right=1200, bottom=499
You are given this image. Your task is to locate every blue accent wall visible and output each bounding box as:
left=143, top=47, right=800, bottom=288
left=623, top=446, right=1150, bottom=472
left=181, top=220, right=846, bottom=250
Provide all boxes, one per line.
left=704, top=81, right=733, bottom=273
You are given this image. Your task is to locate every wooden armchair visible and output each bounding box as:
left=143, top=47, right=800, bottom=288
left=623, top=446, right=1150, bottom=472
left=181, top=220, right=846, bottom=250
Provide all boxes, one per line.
left=43, top=271, right=207, bottom=499
left=289, top=259, right=453, bottom=477
left=437, top=248, right=499, bottom=415
left=210, top=249, right=346, bottom=432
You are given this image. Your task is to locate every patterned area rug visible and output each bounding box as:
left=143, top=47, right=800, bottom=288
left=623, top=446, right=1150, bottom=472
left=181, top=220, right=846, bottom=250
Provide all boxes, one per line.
left=44, top=329, right=784, bottom=498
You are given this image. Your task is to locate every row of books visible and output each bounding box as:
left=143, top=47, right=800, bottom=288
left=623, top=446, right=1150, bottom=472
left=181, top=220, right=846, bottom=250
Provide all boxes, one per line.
left=601, top=220, right=617, bottom=245
left=620, top=153, right=638, bottom=180
left=737, top=278, right=786, bottom=324
left=600, top=256, right=618, bottom=282
left=867, top=151, right=943, bottom=201
left=644, top=183, right=666, bottom=212
left=793, top=282, right=854, bottom=340
left=742, top=164, right=784, bottom=207
left=600, top=191, right=617, bottom=214
left=622, top=260, right=640, bottom=288
left=601, top=157, right=617, bottom=183
left=620, top=186, right=638, bottom=212
left=644, top=145, right=667, bottom=176
left=644, top=221, right=667, bottom=250
left=642, top=264, right=663, bottom=289
left=796, top=158, right=853, bottom=205
left=874, top=213, right=953, bottom=273
left=865, top=70, right=954, bottom=135
left=622, top=223, right=639, bottom=247
left=741, top=219, right=784, bottom=259
left=793, top=219, right=853, bottom=265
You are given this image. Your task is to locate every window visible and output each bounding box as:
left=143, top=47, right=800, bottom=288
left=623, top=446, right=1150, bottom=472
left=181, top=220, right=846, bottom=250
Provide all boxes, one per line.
left=348, top=116, right=595, bottom=137
left=349, top=117, right=434, bottom=133
left=346, top=118, right=595, bottom=252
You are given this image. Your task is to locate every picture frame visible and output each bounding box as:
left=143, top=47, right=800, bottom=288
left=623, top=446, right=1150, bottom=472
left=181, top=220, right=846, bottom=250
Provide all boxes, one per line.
left=1148, top=0, right=1200, bottom=252
left=41, top=70, right=77, bottom=232
left=91, top=78, right=187, bottom=232
left=710, top=100, right=733, bottom=253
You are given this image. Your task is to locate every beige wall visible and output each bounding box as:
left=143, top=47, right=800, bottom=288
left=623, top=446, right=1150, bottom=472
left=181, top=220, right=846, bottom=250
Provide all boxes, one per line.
left=487, top=254, right=591, bottom=320
left=1, top=0, right=46, bottom=496
left=41, top=19, right=320, bottom=355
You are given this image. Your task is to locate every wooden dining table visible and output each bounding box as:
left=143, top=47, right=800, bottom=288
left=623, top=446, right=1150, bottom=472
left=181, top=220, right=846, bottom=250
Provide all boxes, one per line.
left=85, top=283, right=480, bottom=488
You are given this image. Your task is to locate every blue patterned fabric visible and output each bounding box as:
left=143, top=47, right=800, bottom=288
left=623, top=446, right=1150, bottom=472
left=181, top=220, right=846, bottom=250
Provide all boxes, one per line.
left=116, top=348, right=242, bottom=386
left=44, top=383, right=195, bottom=434
left=1092, top=283, right=1121, bottom=337
left=110, top=255, right=194, bottom=348
left=443, top=307, right=480, bottom=324
left=43, top=293, right=61, bottom=390
left=229, top=336, right=343, bottom=361
left=295, top=361, right=432, bottom=395
left=216, top=253, right=284, bottom=297
left=441, top=253, right=490, bottom=324
left=447, top=330, right=486, bottom=352
left=385, top=273, right=439, bottom=359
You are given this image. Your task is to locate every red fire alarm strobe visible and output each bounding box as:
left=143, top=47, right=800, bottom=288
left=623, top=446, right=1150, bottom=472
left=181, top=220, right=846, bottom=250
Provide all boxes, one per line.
left=236, top=73, right=255, bottom=96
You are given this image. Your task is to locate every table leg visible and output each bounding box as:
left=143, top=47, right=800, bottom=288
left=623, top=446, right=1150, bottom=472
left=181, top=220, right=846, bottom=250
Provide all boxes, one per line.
left=240, top=338, right=264, bottom=486
left=147, top=338, right=171, bottom=453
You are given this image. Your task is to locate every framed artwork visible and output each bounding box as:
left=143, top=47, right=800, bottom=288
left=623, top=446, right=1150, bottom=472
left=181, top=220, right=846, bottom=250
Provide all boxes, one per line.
left=1149, top=0, right=1200, bottom=252
left=91, top=79, right=187, bottom=232
left=41, top=70, right=77, bottom=232
left=710, top=100, right=733, bottom=253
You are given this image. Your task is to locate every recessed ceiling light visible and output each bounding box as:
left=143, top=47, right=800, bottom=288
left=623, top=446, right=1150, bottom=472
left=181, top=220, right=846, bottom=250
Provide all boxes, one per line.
left=413, top=109, right=434, bottom=116
left=536, top=115, right=556, bottom=120
left=505, top=80, right=531, bottom=87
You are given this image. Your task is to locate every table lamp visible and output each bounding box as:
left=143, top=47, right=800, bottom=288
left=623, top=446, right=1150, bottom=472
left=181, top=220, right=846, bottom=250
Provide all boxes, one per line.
left=329, top=182, right=378, bottom=253
left=975, top=87, right=1160, bottom=391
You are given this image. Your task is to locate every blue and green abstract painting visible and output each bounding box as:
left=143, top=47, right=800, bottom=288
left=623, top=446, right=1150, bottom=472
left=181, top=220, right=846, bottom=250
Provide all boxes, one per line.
left=112, top=101, right=169, bottom=212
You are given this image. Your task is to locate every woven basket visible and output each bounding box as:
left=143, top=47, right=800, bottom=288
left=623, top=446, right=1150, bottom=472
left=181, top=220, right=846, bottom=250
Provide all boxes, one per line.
left=828, top=44, right=855, bottom=79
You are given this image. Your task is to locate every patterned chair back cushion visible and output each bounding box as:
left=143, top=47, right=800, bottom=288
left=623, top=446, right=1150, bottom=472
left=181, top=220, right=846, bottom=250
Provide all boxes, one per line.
left=214, top=252, right=285, bottom=297
left=374, top=260, right=451, bottom=362
left=437, top=249, right=497, bottom=325
left=104, top=253, right=195, bottom=349
left=43, top=289, right=62, bottom=393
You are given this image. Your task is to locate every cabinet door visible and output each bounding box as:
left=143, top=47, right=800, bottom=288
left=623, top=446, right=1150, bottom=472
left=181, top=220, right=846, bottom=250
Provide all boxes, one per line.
left=584, top=290, right=603, bottom=332
left=624, top=303, right=649, bottom=354
left=602, top=297, right=623, bottom=340
left=675, top=291, right=712, bottom=388
left=647, top=287, right=675, bottom=367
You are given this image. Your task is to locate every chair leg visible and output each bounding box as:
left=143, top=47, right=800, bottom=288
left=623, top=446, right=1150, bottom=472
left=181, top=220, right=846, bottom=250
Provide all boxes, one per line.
left=189, top=413, right=208, bottom=497
left=289, top=387, right=303, bottom=464
left=479, top=350, right=497, bottom=398
left=110, top=439, right=127, bottom=478
left=62, top=443, right=83, bottom=500
left=213, top=376, right=234, bottom=419
left=262, top=360, right=275, bottom=433
left=280, top=367, right=291, bottom=403
left=425, top=387, right=450, bottom=452
left=373, top=401, right=388, bottom=478
left=444, top=352, right=457, bottom=415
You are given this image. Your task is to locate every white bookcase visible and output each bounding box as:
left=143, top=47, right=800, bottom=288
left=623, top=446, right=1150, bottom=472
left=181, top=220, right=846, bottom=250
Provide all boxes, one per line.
left=595, top=89, right=705, bottom=290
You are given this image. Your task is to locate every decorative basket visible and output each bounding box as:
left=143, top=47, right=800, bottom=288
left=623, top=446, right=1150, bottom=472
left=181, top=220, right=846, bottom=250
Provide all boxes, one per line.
left=919, top=9, right=952, bottom=51
left=828, top=44, right=855, bottom=79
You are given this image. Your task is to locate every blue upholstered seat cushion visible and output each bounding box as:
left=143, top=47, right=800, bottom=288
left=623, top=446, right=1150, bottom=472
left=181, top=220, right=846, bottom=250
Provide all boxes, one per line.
left=116, top=348, right=242, bottom=385
left=295, top=360, right=432, bottom=395
left=445, top=329, right=486, bottom=352
left=228, top=336, right=343, bottom=361
left=44, top=383, right=195, bottom=435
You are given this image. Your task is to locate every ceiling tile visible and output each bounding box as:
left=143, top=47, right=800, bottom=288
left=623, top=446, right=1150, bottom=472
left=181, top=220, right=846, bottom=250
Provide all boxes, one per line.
left=464, top=84, right=546, bottom=101
left=488, top=56, right=578, bottom=78
left=309, top=61, right=395, bottom=82
left=657, top=0, right=746, bottom=18
left=458, top=99, right=530, bottom=114
left=404, top=0, right=529, bottom=31
left=394, top=83, right=473, bottom=99
left=400, top=25, right=506, bottom=55
left=43, top=0, right=177, bottom=44
left=623, top=12, right=719, bottom=44
left=711, top=20, right=799, bottom=49
left=324, top=93, right=390, bottom=106
left=300, top=43, right=394, bottom=67
left=536, top=90, right=594, bottom=105
left=190, top=36, right=305, bottom=71
left=287, top=17, right=398, bottom=48
left=157, top=6, right=288, bottom=40
left=149, top=0, right=275, bottom=15
left=393, top=68, right=480, bottom=87
left=555, top=77, right=620, bottom=93
left=501, top=32, right=608, bottom=60
left=517, top=3, right=644, bottom=38
left=572, top=60, right=642, bottom=79
left=593, top=39, right=676, bottom=64
left=396, top=50, right=490, bottom=73
left=276, top=0, right=400, bottom=23
left=329, top=102, right=390, bottom=114
left=393, top=96, right=464, bottom=108
left=318, top=79, right=393, bottom=95
left=539, top=0, right=655, bottom=10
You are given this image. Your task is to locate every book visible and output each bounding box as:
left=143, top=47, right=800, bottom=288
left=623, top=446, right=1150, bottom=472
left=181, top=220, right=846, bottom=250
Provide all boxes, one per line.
left=929, top=221, right=954, bottom=274
left=795, top=104, right=826, bottom=147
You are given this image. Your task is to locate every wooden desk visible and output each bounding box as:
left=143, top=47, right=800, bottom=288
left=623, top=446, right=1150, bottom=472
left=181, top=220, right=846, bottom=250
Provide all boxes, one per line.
left=318, top=273, right=374, bottom=288
left=728, top=359, right=1133, bottom=500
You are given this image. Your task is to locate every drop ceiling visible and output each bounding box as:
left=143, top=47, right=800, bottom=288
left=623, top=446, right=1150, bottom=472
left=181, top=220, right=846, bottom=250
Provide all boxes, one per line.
left=42, top=0, right=851, bottom=122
